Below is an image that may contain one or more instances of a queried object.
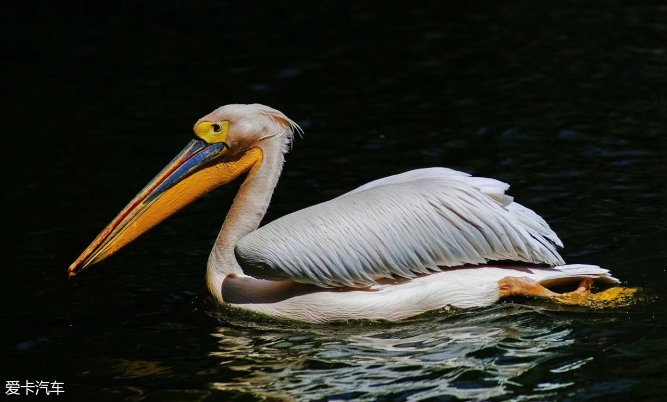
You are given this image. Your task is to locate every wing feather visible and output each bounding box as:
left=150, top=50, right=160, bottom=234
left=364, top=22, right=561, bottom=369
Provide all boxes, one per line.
left=235, top=168, right=565, bottom=287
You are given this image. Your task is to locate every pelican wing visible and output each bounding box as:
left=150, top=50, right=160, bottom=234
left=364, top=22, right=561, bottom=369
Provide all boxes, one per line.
left=235, top=168, right=565, bottom=288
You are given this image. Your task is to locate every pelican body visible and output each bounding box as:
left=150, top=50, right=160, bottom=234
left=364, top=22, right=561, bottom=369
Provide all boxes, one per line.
left=68, top=104, right=624, bottom=322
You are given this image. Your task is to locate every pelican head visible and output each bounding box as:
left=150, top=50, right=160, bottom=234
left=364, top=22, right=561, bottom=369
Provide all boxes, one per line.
left=68, top=104, right=298, bottom=277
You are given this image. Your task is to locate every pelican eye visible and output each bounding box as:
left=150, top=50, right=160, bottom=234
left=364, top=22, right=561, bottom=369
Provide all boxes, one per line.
left=194, top=120, right=228, bottom=144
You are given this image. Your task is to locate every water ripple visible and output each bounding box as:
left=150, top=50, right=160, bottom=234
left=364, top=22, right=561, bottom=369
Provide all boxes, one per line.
left=204, top=305, right=612, bottom=400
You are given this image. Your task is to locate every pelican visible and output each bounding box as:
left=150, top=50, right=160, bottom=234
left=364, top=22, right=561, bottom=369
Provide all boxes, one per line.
left=68, top=104, right=632, bottom=322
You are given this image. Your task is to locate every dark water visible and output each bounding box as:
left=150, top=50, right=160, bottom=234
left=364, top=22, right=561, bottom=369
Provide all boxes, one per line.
left=4, top=2, right=666, bottom=401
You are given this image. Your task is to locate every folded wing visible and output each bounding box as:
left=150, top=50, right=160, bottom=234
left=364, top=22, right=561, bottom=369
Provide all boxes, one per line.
left=235, top=168, right=564, bottom=288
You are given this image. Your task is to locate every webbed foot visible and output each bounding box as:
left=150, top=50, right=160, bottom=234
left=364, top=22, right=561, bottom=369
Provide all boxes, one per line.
left=554, top=286, right=639, bottom=308
left=498, top=276, right=639, bottom=308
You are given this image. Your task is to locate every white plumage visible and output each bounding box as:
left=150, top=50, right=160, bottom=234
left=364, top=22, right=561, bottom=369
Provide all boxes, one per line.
left=236, top=168, right=564, bottom=288
left=222, top=264, right=618, bottom=323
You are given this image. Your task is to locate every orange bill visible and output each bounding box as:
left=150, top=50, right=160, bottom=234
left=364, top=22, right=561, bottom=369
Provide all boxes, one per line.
left=68, top=139, right=263, bottom=277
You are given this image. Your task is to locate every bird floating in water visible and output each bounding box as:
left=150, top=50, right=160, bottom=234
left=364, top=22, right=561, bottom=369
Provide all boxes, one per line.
left=68, top=104, right=633, bottom=322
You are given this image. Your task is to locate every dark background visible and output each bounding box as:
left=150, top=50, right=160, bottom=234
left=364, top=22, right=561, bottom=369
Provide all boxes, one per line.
left=4, top=1, right=666, bottom=401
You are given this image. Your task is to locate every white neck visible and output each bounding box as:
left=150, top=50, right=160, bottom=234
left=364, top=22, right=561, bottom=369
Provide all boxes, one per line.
left=206, top=138, right=285, bottom=302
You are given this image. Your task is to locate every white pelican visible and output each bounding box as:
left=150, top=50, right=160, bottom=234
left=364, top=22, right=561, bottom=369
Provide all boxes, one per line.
left=68, top=104, right=633, bottom=322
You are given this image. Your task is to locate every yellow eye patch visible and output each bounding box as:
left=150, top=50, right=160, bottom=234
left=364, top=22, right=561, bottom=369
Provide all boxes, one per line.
left=194, top=121, right=229, bottom=144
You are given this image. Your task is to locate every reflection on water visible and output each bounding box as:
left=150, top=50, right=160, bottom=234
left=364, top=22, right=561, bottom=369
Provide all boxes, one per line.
left=5, top=1, right=667, bottom=401
left=114, top=359, right=174, bottom=379
left=206, top=305, right=605, bottom=400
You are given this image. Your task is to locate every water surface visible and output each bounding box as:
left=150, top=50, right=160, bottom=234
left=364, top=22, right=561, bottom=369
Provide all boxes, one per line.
left=4, top=2, right=666, bottom=401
